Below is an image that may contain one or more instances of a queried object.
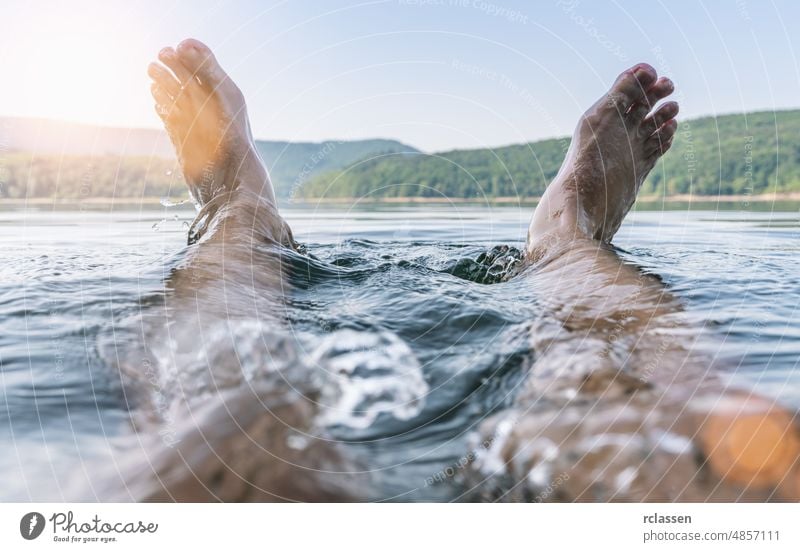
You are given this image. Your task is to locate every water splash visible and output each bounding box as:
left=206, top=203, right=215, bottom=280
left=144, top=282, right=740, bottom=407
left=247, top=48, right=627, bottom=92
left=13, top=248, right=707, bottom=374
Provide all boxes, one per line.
left=159, top=197, right=193, bottom=208
left=311, top=329, right=428, bottom=430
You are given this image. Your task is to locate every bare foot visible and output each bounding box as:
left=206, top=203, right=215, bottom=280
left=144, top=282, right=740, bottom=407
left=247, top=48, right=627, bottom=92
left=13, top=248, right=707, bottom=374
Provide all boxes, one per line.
left=527, top=63, right=678, bottom=257
left=148, top=39, right=293, bottom=245
left=491, top=64, right=800, bottom=501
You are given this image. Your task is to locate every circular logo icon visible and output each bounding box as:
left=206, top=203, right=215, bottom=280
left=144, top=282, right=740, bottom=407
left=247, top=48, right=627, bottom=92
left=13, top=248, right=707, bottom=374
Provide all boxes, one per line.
left=20, top=512, right=45, bottom=540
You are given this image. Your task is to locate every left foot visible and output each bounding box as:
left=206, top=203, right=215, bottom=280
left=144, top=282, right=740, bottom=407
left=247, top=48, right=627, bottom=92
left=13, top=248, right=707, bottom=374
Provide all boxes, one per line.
left=527, top=63, right=678, bottom=258
left=148, top=39, right=296, bottom=247
left=149, top=39, right=271, bottom=205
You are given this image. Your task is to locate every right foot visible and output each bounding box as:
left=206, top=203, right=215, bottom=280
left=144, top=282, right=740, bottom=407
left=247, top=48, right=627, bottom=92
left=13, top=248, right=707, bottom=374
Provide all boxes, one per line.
left=148, top=39, right=295, bottom=247
left=527, top=63, right=678, bottom=259
left=510, top=65, right=800, bottom=500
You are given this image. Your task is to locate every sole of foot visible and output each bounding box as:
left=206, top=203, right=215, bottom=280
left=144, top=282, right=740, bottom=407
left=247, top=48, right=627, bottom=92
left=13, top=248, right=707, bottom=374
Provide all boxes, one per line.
left=147, top=39, right=295, bottom=247
left=147, top=38, right=274, bottom=207
left=527, top=63, right=679, bottom=261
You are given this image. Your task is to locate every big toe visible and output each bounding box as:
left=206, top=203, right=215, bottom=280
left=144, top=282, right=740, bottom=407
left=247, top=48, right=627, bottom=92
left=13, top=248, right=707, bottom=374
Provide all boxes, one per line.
left=177, top=38, right=227, bottom=87
left=607, top=63, right=658, bottom=113
left=627, top=77, right=676, bottom=122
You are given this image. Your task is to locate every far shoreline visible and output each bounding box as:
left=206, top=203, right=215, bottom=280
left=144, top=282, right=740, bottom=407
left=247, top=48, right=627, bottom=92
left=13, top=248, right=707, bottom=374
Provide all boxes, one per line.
left=1, top=192, right=800, bottom=208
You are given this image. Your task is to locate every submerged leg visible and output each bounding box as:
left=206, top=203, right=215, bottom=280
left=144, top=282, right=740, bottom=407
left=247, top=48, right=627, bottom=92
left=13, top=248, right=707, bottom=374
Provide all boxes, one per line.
left=97, top=40, right=353, bottom=502
left=474, top=65, right=800, bottom=501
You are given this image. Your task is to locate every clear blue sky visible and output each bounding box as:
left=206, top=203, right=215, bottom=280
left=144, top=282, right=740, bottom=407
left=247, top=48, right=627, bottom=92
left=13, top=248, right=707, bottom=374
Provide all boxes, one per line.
left=1, top=0, right=799, bottom=151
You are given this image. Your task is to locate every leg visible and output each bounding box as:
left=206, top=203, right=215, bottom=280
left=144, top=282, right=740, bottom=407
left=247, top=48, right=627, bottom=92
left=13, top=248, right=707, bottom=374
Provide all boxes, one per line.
left=472, top=65, right=800, bottom=501
left=97, top=41, right=354, bottom=502
left=527, top=63, right=677, bottom=257
left=148, top=38, right=295, bottom=248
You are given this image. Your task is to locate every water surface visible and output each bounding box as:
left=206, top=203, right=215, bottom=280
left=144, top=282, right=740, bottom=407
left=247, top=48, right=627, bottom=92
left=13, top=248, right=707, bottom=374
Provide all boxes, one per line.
left=1, top=204, right=798, bottom=501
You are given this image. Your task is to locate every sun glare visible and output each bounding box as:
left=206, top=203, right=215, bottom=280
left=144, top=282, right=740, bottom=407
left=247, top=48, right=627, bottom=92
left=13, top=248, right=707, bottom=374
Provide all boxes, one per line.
left=1, top=2, right=156, bottom=127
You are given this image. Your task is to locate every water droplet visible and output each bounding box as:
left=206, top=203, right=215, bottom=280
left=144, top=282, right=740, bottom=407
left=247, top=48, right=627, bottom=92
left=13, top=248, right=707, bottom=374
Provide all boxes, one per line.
left=287, top=434, right=309, bottom=451
left=160, top=196, right=192, bottom=208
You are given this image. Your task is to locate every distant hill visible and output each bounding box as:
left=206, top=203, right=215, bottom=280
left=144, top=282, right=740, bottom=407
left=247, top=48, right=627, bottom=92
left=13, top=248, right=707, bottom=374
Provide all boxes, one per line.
left=0, top=117, right=417, bottom=200
left=300, top=110, right=800, bottom=200
left=3, top=111, right=800, bottom=203
left=0, top=117, right=175, bottom=157
left=255, top=139, right=418, bottom=199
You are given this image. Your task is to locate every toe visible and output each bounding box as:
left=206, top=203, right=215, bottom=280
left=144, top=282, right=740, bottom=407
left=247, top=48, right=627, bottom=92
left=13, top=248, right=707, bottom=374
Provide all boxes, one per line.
left=627, top=77, right=675, bottom=122
left=154, top=101, right=182, bottom=124
left=147, top=63, right=181, bottom=99
left=645, top=77, right=675, bottom=107
left=646, top=119, right=678, bottom=155
left=640, top=101, right=679, bottom=137
left=607, top=63, right=658, bottom=113
left=158, top=47, right=194, bottom=85
left=657, top=137, right=673, bottom=155
left=176, top=38, right=226, bottom=87
left=151, top=83, right=182, bottom=123
left=151, top=82, right=174, bottom=108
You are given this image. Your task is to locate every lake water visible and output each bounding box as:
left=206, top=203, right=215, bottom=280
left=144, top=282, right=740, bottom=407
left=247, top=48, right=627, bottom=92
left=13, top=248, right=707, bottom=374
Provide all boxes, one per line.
left=1, top=204, right=799, bottom=501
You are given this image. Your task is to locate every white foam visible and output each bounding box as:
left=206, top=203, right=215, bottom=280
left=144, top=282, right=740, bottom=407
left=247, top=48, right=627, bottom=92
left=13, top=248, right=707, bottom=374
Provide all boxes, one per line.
left=311, top=329, right=428, bottom=430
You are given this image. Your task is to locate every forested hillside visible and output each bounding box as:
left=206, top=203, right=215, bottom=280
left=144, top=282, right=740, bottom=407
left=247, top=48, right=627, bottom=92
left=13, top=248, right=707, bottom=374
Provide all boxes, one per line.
left=300, top=110, right=800, bottom=199
left=2, top=111, right=799, bottom=202
left=0, top=117, right=415, bottom=200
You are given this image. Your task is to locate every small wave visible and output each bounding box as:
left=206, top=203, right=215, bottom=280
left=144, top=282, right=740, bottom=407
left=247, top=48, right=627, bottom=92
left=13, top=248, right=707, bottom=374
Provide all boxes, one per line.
left=311, top=329, right=428, bottom=430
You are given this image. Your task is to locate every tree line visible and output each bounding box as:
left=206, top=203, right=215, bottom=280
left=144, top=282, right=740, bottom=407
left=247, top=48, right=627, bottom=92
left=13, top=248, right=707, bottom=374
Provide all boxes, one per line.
left=2, top=110, right=799, bottom=201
